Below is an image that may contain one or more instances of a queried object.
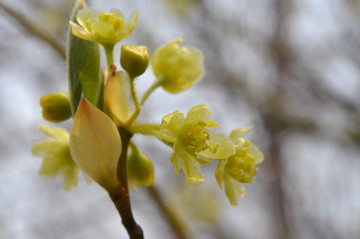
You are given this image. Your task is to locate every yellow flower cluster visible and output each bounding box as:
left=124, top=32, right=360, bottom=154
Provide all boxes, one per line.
left=156, top=107, right=263, bottom=204
left=32, top=6, right=264, bottom=206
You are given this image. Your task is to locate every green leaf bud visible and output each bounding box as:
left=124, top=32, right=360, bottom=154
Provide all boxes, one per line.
left=127, top=142, right=154, bottom=189
left=121, top=45, right=149, bottom=78
left=70, top=97, right=121, bottom=193
left=40, top=92, right=72, bottom=122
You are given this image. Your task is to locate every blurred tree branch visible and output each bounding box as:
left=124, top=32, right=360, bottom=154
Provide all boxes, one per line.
left=0, top=1, right=66, bottom=58
left=263, top=0, right=292, bottom=238
left=184, top=0, right=360, bottom=238
left=191, top=0, right=360, bottom=147
left=145, top=186, right=191, bottom=239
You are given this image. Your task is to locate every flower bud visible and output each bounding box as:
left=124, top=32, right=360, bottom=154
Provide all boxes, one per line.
left=127, top=143, right=154, bottom=189
left=151, top=38, right=204, bottom=93
left=121, top=45, right=149, bottom=78
left=40, top=92, right=72, bottom=122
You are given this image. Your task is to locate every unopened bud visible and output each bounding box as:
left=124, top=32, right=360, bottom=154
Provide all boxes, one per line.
left=40, top=92, right=72, bottom=122
left=121, top=45, right=149, bottom=78
left=127, top=143, right=154, bottom=189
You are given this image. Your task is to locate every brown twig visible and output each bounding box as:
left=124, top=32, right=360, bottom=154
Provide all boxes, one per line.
left=109, top=127, right=144, bottom=239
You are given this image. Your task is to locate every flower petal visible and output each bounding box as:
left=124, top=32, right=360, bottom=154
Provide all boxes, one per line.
left=248, top=144, right=264, bottom=165
left=115, top=11, right=139, bottom=42
left=70, top=22, right=95, bottom=42
left=161, top=110, right=185, bottom=138
left=195, top=156, right=212, bottom=164
left=76, top=8, right=97, bottom=31
left=215, top=159, right=226, bottom=188
left=223, top=172, right=246, bottom=205
left=170, top=141, right=205, bottom=186
left=61, top=165, right=79, bottom=191
left=109, top=8, right=124, bottom=19
left=229, top=126, right=253, bottom=144
left=41, top=124, right=68, bottom=140
left=92, top=21, right=115, bottom=39
left=199, top=130, right=235, bottom=159
left=184, top=104, right=212, bottom=125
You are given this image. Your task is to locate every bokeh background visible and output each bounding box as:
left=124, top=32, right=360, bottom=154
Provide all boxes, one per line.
left=0, top=0, right=359, bottom=238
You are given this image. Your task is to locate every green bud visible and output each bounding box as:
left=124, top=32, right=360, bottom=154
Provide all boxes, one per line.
left=127, top=142, right=154, bottom=189
left=40, top=92, right=72, bottom=122
left=121, top=45, right=149, bottom=78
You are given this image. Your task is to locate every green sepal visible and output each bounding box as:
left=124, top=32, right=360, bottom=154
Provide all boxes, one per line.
left=67, top=0, right=103, bottom=115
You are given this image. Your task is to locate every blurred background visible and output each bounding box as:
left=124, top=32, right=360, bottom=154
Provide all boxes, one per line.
left=0, top=0, right=359, bottom=238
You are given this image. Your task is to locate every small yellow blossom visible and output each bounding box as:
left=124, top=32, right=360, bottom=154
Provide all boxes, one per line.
left=151, top=38, right=204, bottom=93
left=32, top=125, right=79, bottom=191
left=70, top=8, right=139, bottom=46
left=160, top=105, right=235, bottom=185
left=215, top=127, right=264, bottom=205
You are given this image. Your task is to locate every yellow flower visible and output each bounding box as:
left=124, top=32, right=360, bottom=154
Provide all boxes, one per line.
left=70, top=8, right=139, bottom=46
left=32, top=125, right=79, bottom=191
left=151, top=38, right=204, bottom=93
left=160, top=105, right=235, bottom=185
left=215, top=127, right=264, bottom=205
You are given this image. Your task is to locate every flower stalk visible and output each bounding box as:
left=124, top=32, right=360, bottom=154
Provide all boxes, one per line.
left=140, top=78, right=164, bottom=105
left=126, top=78, right=141, bottom=126
left=104, top=44, right=115, bottom=75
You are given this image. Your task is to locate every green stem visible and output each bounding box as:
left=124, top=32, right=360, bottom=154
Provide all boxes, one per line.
left=137, top=130, right=176, bottom=144
left=130, top=123, right=161, bottom=133
left=140, top=78, right=164, bottom=105
left=109, top=127, right=143, bottom=239
left=103, top=44, right=115, bottom=75
left=126, top=78, right=141, bottom=126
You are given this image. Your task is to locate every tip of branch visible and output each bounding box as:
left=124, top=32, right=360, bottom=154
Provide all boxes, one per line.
left=76, top=0, right=86, bottom=8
